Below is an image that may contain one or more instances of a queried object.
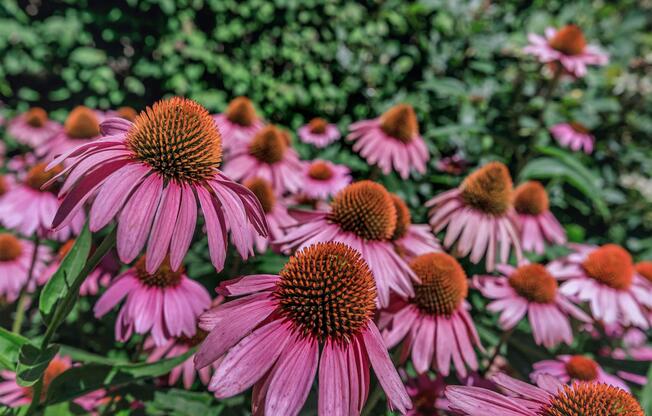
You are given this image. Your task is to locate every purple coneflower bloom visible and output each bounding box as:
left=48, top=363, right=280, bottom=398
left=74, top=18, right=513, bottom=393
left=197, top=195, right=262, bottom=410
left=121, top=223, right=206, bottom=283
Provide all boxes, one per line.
left=298, top=117, right=340, bottom=148
left=513, top=181, right=566, bottom=254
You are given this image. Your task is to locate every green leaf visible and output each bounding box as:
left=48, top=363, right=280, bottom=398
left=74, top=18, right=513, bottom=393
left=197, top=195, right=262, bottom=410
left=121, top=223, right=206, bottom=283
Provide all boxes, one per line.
left=16, top=344, right=60, bottom=387
left=0, top=327, right=29, bottom=370
left=39, top=224, right=91, bottom=324
left=45, top=350, right=194, bottom=405
left=148, top=389, right=219, bottom=416
left=642, top=364, right=652, bottom=415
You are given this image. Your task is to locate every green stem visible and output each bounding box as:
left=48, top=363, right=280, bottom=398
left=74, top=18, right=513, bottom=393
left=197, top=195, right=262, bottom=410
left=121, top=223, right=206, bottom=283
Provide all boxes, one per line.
left=12, top=236, right=41, bottom=334
left=361, top=383, right=384, bottom=416
left=481, top=327, right=514, bottom=376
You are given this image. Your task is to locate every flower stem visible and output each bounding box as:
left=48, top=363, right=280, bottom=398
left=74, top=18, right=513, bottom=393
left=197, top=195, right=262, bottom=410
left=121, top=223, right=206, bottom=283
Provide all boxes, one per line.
left=12, top=236, right=41, bottom=334
left=482, top=327, right=514, bottom=376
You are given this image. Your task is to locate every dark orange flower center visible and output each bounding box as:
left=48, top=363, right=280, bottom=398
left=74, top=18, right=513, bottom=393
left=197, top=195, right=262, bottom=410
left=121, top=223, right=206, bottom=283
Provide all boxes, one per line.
left=548, top=25, right=587, bottom=56
left=508, top=264, right=558, bottom=303
left=308, top=117, right=328, bottom=134
left=412, top=252, right=468, bottom=316
left=225, top=96, right=257, bottom=126
left=328, top=181, right=397, bottom=240
left=126, top=97, right=222, bottom=184
left=569, top=122, right=589, bottom=134
left=248, top=125, right=287, bottom=164
left=390, top=194, right=411, bottom=240
left=513, top=181, right=549, bottom=215
left=64, top=106, right=100, bottom=139
left=307, top=161, right=334, bottom=180
left=379, top=104, right=419, bottom=143
left=635, top=261, right=652, bottom=283
left=565, top=355, right=599, bottom=381
left=274, top=242, right=376, bottom=342
left=25, top=107, right=48, bottom=128
left=0, top=234, right=23, bottom=262
left=544, top=383, right=643, bottom=416
left=244, top=177, right=275, bottom=214
left=23, top=358, right=70, bottom=402
left=582, top=244, right=633, bottom=290
left=177, top=328, right=208, bottom=347
left=0, top=176, right=8, bottom=197
left=25, top=163, right=63, bottom=191
left=135, top=257, right=183, bottom=288
left=116, top=106, right=138, bottom=122
left=460, top=162, right=513, bottom=215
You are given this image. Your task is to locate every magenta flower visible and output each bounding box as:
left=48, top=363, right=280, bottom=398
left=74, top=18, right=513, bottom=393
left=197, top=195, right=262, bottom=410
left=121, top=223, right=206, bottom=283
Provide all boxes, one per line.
left=213, top=96, right=265, bottom=151
left=275, top=180, right=417, bottom=306
left=379, top=252, right=483, bottom=378
left=195, top=242, right=411, bottom=416
left=301, top=159, right=351, bottom=200
left=474, top=262, right=590, bottom=349
left=523, top=25, right=608, bottom=78
left=47, top=97, right=268, bottom=274
left=224, top=124, right=304, bottom=193
left=390, top=193, right=441, bottom=258
left=550, top=122, right=595, bottom=154
left=38, top=105, right=104, bottom=160
left=426, top=162, right=522, bottom=271
left=445, top=372, right=644, bottom=416
left=298, top=117, right=340, bottom=148
left=401, top=371, right=449, bottom=416
left=435, top=154, right=468, bottom=176
left=94, top=257, right=211, bottom=345
left=0, top=233, right=50, bottom=302
left=556, top=244, right=651, bottom=328
left=347, top=104, right=429, bottom=179
left=513, top=181, right=566, bottom=254
left=532, top=355, right=630, bottom=391
left=0, top=163, right=85, bottom=241
left=7, top=107, right=61, bottom=148
left=243, top=177, right=296, bottom=253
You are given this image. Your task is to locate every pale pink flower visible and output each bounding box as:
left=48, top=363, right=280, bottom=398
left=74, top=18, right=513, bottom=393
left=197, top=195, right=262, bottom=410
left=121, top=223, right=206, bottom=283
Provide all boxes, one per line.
left=379, top=252, right=483, bottom=378
left=7, top=107, right=61, bottom=148
left=47, top=97, right=268, bottom=274
left=38, top=106, right=105, bottom=160
left=302, top=159, right=351, bottom=200
left=426, top=162, right=522, bottom=271
left=474, top=262, right=590, bottom=348
left=213, top=96, right=265, bottom=151
left=390, top=193, right=441, bottom=258
left=513, top=181, right=566, bottom=254
left=550, top=122, right=595, bottom=154
left=94, top=257, right=211, bottom=346
left=532, top=355, right=630, bottom=391
left=347, top=104, right=429, bottom=179
left=523, top=25, right=608, bottom=78
left=445, top=372, right=644, bottom=415
left=606, top=327, right=652, bottom=385
left=0, top=233, right=50, bottom=302
left=556, top=244, right=651, bottom=328
left=195, top=242, right=411, bottom=416
left=275, top=180, right=417, bottom=307
left=298, top=118, right=340, bottom=148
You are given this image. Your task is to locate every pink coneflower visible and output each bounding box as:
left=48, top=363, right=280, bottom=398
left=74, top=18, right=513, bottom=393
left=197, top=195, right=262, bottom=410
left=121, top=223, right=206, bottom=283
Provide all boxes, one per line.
left=213, top=96, right=264, bottom=150
left=38, top=105, right=103, bottom=160
left=302, top=159, right=351, bottom=200
left=0, top=355, right=99, bottom=411
left=532, top=355, right=630, bottom=391
left=243, top=177, right=296, bottom=253
left=0, top=162, right=85, bottom=241
left=7, top=107, right=61, bottom=148
left=550, top=122, right=595, bottom=154
left=195, top=242, right=411, bottom=416
left=474, top=262, right=590, bottom=348
left=347, top=104, right=429, bottom=179
left=298, top=117, right=340, bottom=148
left=445, top=372, right=644, bottom=416
left=402, top=371, right=448, bottom=416
left=94, top=257, right=211, bottom=345
left=224, top=124, right=303, bottom=193
left=435, top=154, right=467, bottom=175
left=275, top=180, right=416, bottom=306
left=513, top=181, right=566, bottom=254
left=426, top=162, right=522, bottom=271
left=634, top=261, right=652, bottom=290
left=47, top=97, right=268, bottom=273
left=390, top=193, right=441, bottom=258
left=145, top=329, right=213, bottom=389
left=557, top=244, right=651, bottom=328
left=0, top=233, right=50, bottom=302
left=606, top=327, right=652, bottom=385
left=523, top=24, right=608, bottom=78
left=111, top=106, right=138, bottom=122
left=379, top=252, right=482, bottom=378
